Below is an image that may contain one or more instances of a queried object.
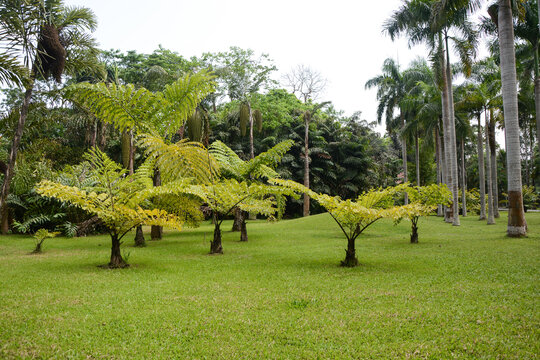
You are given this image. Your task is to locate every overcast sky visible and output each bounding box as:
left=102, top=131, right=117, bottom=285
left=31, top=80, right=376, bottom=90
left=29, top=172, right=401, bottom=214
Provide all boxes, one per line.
left=64, top=0, right=495, bottom=136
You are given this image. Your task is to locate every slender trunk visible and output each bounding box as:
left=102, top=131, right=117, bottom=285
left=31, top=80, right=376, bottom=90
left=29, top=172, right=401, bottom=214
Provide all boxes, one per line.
left=460, top=139, right=467, bottom=217
left=303, top=110, right=310, bottom=216
left=0, top=78, right=35, bottom=234
left=489, top=113, right=500, bottom=218
left=401, top=112, right=408, bottom=205
left=240, top=217, right=248, bottom=242
left=32, top=241, right=43, bottom=254
left=436, top=126, right=444, bottom=217
left=151, top=168, right=162, bottom=240
left=341, top=237, right=358, bottom=267
left=445, top=32, right=460, bottom=226
left=415, top=129, right=420, bottom=186
left=109, top=234, right=128, bottom=268
left=485, top=112, right=495, bottom=225
left=249, top=102, right=254, bottom=160
left=440, top=34, right=453, bottom=223
left=477, top=114, right=486, bottom=220
left=210, top=221, right=223, bottom=254
left=534, top=48, right=540, bottom=154
left=91, top=119, right=98, bottom=147
left=410, top=217, right=418, bottom=244
left=498, top=0, right=527, bottom=236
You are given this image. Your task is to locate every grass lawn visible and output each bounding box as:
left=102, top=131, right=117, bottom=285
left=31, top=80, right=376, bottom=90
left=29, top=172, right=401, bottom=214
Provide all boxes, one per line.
left=0, top=212, right=538, bottom=359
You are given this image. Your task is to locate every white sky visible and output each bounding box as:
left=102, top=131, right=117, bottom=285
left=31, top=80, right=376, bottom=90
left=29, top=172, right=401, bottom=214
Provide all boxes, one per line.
left=64, top=0, right=431, bottom=124
left=64, top=0, right=500, bottom=142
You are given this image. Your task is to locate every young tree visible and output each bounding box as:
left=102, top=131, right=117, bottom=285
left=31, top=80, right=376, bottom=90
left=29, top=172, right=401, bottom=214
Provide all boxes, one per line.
left=31, top=229, right=59, bottom=254
left=37, top=148, right=183, bottom=268
left=401, top=184, right=452, bottom=243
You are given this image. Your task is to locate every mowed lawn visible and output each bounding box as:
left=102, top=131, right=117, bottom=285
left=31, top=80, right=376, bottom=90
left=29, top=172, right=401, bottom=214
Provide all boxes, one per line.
left=0, top=212, right=538, bottom=359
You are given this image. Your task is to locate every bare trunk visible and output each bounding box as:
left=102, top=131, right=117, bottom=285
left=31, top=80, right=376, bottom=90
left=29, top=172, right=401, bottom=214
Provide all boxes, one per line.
left=341, top=237, right=358, bottom=267
left=401, top=113, right=408, bottom=205
left=489, top=114, right=500, bottom=218
left=440, top=36, right=453, bottom=223
left=151, top=168, right=162, bottom=240
left=0, top=80, right=34, bottom=234
left=249, top=102, right=254, bottom=160
left=210, top=221, right=223, bottom=254
left=240, top=217, right=248, bottom=242
left=109, top=234, right=128, bottom=268
left=232, top=207, right=242, bottom=232
left=435, top=127, right=444, bottom=216
left=303, top=111, right=310, bottom=216
left=485, top=112, right=495, bottom=225
left=477, top=114, right=486, bottom=220
left=134, top=226, right=146, bottom=247
left=460, top=139, right=467, bottom=217
left=498, top=0, right=527, bottom=236
left=445, top=32, right=460, bottom=226
left=536, top=77, right=540, bottom=153
left=415, top=129, right=420, bottom=186
left=410, top=218, right=419, bottom=244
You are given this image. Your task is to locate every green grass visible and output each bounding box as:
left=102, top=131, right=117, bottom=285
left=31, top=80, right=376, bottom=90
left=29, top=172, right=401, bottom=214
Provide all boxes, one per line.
left=0, top=212, right=538, bottom=359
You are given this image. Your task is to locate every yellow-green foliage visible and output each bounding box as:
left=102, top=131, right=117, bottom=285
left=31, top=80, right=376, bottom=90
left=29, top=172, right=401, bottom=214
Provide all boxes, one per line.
left=400, top=183, right=452, bottom=220
left=209, top=139, right=294, bottom=181
left=138, top=134, right=219, bottom=184
left=36, top=148, right=183, bottom=238
left=66, top=70, right=215, bottom=134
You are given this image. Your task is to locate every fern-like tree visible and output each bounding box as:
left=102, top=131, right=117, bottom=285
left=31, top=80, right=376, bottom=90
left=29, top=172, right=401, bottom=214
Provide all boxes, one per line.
left=209, top=139, right=293, bottom=236
left=271, top=179, right=408, bottom=267
left=37, top=148, right=183, bottom=268
left=401, top=184, right=452, bottom=243
left=0, top=0, right=100, bottom=234
left=185, top=179, right=293, bottom=253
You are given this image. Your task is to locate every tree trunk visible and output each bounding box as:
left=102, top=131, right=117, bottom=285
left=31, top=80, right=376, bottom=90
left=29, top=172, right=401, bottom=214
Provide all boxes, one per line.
left=76, top=215, right=102, bottom=237
left=460, top=139, right=467, bottom=217
left=536, top=77, right=540, bottom=154
left=232, top=207, right=242, bottom=231
left=401, top=113, right=408, bottom=205
left=151, top=168, right=163, bottom=240
left=489, top=114, right=500, bottom=218
left=249, top=102, right=254, bottom=160
left=444, top=32, right=460, bottom=226
left=240, top=217, right=248, bottom=242
left=498, top=0, right=527, bottom=236
left=210, top=222, right=223, bottom=254
left=410, top=218, right=418, bottom=244
left=109, top=234, right=128, bottom=268
left=435, top=127, right=444, bottom=217
left=485, top=112, right=495, bottom=225
left=440, top=36, right=453, bottom=223
left=32, top=241, right=43, bottom=254
left=341, top=237, right=358, bottom=267
left=134, top=226, right=146, bottom=247
left=477, top=114, right=486, bottom=220
left=415, top=129, right=420, bottom=186
left=0, top=80, right=35, bottom=234
left=303, top=110, right=310, bottom=216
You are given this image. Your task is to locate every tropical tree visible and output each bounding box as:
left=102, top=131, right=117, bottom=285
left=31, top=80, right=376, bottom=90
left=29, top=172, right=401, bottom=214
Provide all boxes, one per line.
left=497, top=0, right=528, bottom=236
left=0, top=0, right=100, bottom=234
left=36, top=148, right=184, bottom=268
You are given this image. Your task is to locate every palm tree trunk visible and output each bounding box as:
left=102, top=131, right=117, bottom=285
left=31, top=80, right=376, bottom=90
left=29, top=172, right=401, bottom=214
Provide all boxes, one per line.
left=303, top=110, right=310, bottom=217
left=460, top=139, right=467, bottom=217
left=536, top=76, right=540, bottom=152
left=498, top=0, right=527, bottom=236
left=0, top=78, right=35, bottom=234
left=489, top=113, right=500, bottom=218
left=249, top=102, right=254, bottom=160
left=401, top=112, right=408, bottom=205
left=415, top=129, right=420, bottom=186
left=435, top=126, right=444, bottom=217
left=477, top=114, right=486, bottom=220
left=485, top=112, right=495, bottom=225
left=444, top=31, right=460, bottom=226
left=440, top=38, right=453, bottom=223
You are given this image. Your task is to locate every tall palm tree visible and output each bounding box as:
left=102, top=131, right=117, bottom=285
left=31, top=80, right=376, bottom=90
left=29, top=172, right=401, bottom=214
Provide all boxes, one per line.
left=365, top=58, right=409, bottom=203
left=497, top=0, right=527, bottom=236
left=0, top=0, right=99, bottom=234
left=385, top=0, right=480, bottom=226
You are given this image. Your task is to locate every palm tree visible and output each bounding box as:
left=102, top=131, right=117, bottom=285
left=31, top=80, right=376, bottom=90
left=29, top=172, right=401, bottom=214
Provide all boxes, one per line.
left=0, top=0, right=99, bottom=234
left=497, top=0, right=527, bottom=236
left=385, top=0, right=480, bottom=226
left=365, top=58, right=409, bottom=203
